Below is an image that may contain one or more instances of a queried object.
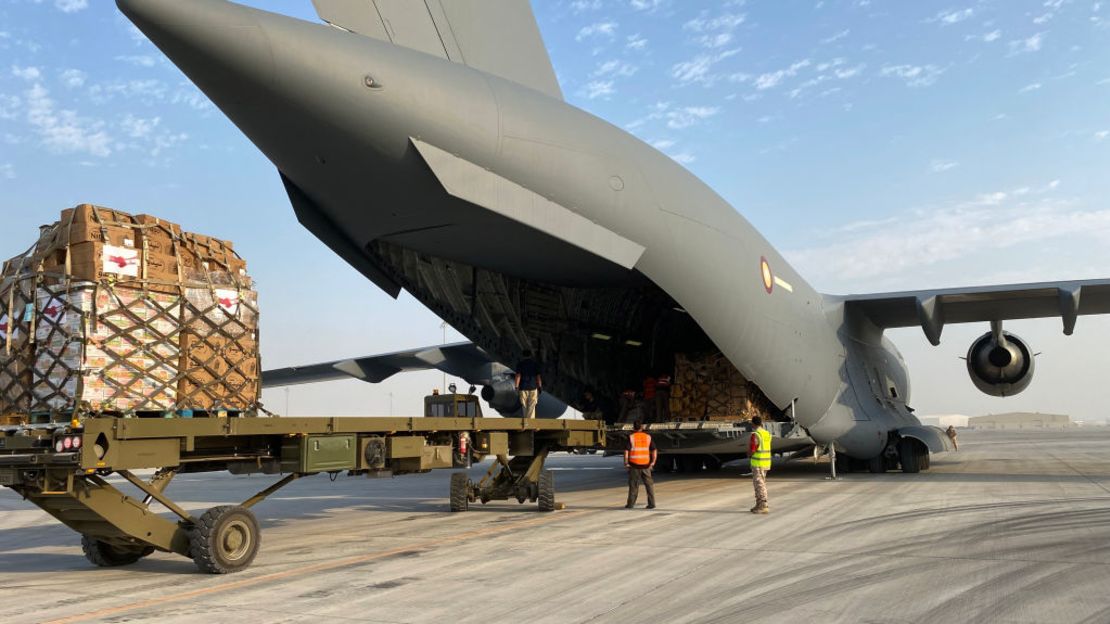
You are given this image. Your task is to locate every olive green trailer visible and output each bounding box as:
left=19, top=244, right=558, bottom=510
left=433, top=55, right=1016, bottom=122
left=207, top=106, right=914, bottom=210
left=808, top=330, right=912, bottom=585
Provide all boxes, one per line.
left=0, top=415, right=604, bottom=574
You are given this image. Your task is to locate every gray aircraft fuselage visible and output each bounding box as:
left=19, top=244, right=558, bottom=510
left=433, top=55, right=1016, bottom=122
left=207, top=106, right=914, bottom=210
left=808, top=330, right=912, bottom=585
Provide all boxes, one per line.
left=120, top=0, right=931, bottom=460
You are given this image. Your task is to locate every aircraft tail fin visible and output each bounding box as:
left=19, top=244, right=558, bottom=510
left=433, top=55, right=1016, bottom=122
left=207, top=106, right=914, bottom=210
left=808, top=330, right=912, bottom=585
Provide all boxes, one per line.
left=311, top=0, right=563, bottom=100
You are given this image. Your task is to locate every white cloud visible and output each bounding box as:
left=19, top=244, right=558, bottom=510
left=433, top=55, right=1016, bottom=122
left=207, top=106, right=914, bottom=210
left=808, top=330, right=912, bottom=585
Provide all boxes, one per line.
left=630, top=0, right=665, bottom=12
left=683, top=12, right=746, bottom=32
left=576, top=21, right=618, bottom=41
left=670, top=48, right=739, bottom=85
left=54, top=0, right=88, bottom=13
left=24, top=83, right=112, bottom=157
left=696, top=32, right=733, bottom=48
left=665, top=105, right=719, bottom=129
left=1009, top=32, right=1044, bottom=54
left=788, top=186, right=1110, bottom=288
left=669, top=152, right=695, bottom=164
left=12, top=65, right=42, bottom=81
left=570, top=0, right=602, bottom=13
left=932, top=8, right=973, bottom=24
left=59, top=69, right=85, bottom=88
left=979, top=29, right=1002, bottom=42
left=1019, top=82, right=1042, bottom=93
left=115, top=55, right=159, bottom=68
left=1095, top=130, right=1109, bottom=141
left=931, top=159, right=959, bottom=173
left=582, top=80, right=614, bottom=99
left=120, top=114, right=159, bottom=139
left=0, top=94, right=20, bottom=120
left=880, top=64, right=945, bottom=87
left=0, top=163, right=14, bottom=180
left=754, top=59, right=811, bottom=90
left=592, top=59, right=637, bottom=78
left=625, top=34, right=648, bottom=50
left=821, top=29, right=850, bottom=44
left=650, top=138, right=676, bottom=150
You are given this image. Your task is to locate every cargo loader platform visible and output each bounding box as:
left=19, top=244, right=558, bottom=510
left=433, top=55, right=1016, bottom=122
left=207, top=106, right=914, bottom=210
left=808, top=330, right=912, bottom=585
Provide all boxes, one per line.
left=0, top=414, right=605, bottom=574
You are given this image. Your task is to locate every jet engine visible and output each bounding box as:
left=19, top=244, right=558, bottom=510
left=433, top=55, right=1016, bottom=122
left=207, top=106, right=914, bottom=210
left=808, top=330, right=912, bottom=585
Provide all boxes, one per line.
left=966, top=328, right=1035, bottom=397
left=481, top=379, right=569, bottom=418
left=481, top=379, right=520, bottom=415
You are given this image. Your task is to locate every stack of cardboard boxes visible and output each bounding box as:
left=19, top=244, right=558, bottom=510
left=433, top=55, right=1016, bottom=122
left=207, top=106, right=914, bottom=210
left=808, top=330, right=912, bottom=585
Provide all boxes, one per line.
left=0, top=204, right=259, bottom=419
left=668, top=352, right=778, bottom=423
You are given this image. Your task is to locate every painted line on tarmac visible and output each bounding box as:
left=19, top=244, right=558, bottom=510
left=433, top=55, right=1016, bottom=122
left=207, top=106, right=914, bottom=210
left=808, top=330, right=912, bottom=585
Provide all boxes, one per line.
left=43, top=509, right=591, bottom=624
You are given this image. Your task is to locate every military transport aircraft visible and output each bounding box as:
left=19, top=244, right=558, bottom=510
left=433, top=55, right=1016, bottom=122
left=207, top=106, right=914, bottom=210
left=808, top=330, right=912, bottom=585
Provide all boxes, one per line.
left=119, top=0, right=1110, bottom=473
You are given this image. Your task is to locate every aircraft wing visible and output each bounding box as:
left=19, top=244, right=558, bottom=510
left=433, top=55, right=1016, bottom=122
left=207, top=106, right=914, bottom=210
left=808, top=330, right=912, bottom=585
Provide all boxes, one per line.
left=311, top=0, right=563, bottom=99
left=842, top=278, right=1110, bottom=345
left=262, top=341, right=501, bottom=388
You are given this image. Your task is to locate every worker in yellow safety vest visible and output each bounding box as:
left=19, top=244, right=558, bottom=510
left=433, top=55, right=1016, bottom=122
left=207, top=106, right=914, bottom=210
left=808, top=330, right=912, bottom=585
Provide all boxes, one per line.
left=624, top=421, right=657, bottom=509
left=749, top=416, right=772, bottom=514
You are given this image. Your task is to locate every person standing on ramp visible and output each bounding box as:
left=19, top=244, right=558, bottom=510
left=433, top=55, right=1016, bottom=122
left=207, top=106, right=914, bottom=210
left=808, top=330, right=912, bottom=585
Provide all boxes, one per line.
left=514, top=349, right=542, bottom=419
left=624, top=421, right=657, bottom=509
left=749, top=416, right=772, bottom=514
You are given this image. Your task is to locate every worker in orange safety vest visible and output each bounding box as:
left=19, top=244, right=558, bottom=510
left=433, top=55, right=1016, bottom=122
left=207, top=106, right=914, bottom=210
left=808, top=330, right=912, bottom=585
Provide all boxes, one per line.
left=624, top=420, right=657, bottom=509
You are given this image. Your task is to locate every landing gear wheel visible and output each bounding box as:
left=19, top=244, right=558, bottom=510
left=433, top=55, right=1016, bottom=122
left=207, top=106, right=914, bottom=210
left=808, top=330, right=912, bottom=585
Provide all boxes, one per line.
left=921, top=451, right=931, bottom=471
left=537, top=470, right=556, bottom=512
left=81, top=535, right=154, bottom=567
left=867, top=455, right=886, bottom=474
left=704, top=456, right=723, bottom=472
left=898, top=439, right=921, bottom=474
left=190, top=505, right=260, bottom=574
left=834, top=454, right=854, bottom=474
left=450, top=472, right=470, bottom=512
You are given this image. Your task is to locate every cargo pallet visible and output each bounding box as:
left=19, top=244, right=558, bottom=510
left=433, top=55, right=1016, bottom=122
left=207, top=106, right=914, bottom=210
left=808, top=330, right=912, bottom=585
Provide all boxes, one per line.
left=0, top=414, right=604, bottom=573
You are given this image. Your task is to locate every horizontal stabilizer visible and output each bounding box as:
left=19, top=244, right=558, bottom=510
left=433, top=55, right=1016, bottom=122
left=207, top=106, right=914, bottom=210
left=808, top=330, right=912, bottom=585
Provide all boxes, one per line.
left=312, top=0, right=563, bottom=99
left=262, top=341, right=500, bottom=388
left=411, top=138, right=646, bottom=271
left=843, top=278, right=1110, bottom=345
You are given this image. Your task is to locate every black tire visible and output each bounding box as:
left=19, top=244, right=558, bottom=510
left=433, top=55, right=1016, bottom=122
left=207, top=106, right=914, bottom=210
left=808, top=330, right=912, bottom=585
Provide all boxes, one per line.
left=81, top=535, right=153, bottom=567
left=537, top=470, right=556, bottom=512
left=680, top=455, right=702, bottom=473
left=450, top=472, right=470, bottom=512
left=705, top=456, right=723, bottom=471
left=921, top=451, right=931, bottom=471
left=867, top=455, right=886, bottom=474
left=190, top=505, right=260, bottom=574
left=898, top=439, right=921, bottom=474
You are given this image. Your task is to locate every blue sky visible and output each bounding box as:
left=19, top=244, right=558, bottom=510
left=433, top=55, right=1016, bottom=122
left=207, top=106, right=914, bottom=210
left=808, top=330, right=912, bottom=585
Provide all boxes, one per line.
left=1, top=0, right=1108, bottom=420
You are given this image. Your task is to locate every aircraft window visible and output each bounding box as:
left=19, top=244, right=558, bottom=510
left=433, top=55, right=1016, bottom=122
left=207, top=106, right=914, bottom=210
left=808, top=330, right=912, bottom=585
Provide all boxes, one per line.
left=890, top=386, right=898, bottom=399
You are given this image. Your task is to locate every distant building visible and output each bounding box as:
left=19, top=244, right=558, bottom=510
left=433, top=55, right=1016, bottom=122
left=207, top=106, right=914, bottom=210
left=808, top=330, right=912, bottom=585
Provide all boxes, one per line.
left=919, top=414, right=970, bottom=428
left=968, top=412, right=1071, bottom=430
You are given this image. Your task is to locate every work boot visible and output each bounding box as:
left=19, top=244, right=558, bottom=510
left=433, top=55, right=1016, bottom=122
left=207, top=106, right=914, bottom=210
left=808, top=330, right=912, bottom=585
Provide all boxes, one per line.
left=751, top=503, right=769, bottom=514
left=646, top=504, right=656, bottom=509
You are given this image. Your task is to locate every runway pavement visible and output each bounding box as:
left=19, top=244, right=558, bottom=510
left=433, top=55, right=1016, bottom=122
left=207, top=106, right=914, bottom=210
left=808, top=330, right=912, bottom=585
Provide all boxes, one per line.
left=2, top=429, right=1110, bottom=623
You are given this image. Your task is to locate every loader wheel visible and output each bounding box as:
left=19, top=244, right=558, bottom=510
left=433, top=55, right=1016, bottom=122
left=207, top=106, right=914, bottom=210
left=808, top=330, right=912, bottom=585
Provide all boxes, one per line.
left=190, top=505, right=260, bottom=574
left=81, top=535, right=153, bottom=567
left=537, top=470, right=556, bottom=512
left=450, top=472, right=470, bottom=512
left=898, top=439, right=921, bottom=474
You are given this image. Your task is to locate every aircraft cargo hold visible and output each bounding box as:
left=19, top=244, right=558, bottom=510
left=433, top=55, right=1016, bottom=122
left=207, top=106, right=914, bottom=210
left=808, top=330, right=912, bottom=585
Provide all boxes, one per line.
left=0, top=204, right=259, bottom=419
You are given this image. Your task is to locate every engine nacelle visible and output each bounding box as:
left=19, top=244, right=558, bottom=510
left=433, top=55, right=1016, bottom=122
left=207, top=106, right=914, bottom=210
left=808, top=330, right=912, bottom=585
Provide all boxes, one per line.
left=480, top=379, right=569, bottom=418
left=481, top=380, right=520, bottom=416
left=966, top=330, right=1035, bottom=397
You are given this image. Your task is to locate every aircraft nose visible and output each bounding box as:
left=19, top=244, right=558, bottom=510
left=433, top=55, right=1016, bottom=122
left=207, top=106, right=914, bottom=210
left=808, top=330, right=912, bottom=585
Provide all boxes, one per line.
left=117, top=0, right=275, bottom=103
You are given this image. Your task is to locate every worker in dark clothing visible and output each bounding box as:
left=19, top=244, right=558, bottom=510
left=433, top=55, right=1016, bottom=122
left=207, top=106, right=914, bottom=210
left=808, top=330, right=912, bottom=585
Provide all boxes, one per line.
left=625, top=421, right=657, bottom=509
left=579, top=390, right=602, bottom=421
left=655, top=373, right=672, bottom=422
left=642, top=375, right=657, bottom=423
left=618, top=388, right=637, bottom=424
left=514, top=349, right=542, bottom=419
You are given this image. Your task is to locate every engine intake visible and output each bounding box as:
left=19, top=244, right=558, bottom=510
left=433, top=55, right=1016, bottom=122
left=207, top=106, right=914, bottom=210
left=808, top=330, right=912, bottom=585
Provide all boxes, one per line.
left=966, top=330, right=1035, bottom=397
left=481, top=380, right=520, bottom=416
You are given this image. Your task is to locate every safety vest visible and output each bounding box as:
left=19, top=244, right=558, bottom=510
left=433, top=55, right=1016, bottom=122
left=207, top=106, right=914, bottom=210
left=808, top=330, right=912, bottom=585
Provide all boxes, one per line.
left=628, top=431, right=652, bottom=466
left=750, top=428, right=772, bottom=470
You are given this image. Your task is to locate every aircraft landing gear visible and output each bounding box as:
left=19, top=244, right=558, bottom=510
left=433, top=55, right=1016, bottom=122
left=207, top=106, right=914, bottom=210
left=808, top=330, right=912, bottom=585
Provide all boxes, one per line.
left=898, top=438, right=929, bottom=473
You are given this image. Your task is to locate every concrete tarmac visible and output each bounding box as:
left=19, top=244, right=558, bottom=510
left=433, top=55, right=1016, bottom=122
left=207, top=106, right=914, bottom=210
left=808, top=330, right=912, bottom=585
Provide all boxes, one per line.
left=3, top=429, right=1110, bottom=623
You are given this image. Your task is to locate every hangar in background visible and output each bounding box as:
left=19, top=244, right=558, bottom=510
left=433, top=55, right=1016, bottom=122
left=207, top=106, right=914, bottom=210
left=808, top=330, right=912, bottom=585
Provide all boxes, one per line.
left=969, top=412, right=1071, bottom=430
left=920, top=414, right=970, bottom=428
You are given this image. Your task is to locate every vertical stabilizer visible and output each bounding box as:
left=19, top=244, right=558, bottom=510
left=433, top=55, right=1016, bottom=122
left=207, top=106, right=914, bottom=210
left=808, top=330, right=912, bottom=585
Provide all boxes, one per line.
left=312, top=0, right=563, bottom=99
